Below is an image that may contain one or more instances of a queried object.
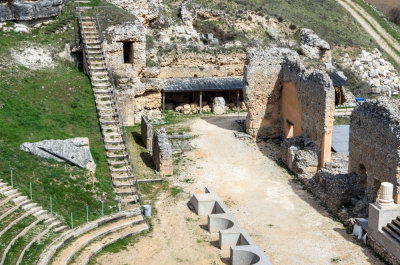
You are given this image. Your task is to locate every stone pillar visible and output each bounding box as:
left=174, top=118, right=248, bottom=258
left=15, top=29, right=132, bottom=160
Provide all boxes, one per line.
left=378, top=182, right=395, bottom=208
left=152, top=128, right=173, bottom=176
left=141, top=115, right=152, bottom=151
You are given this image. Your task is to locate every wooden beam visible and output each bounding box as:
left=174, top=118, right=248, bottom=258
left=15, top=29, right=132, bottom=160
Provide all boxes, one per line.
left=200, top=91, right=203, bottom=114
left=162, top=91, right=165, bottom=113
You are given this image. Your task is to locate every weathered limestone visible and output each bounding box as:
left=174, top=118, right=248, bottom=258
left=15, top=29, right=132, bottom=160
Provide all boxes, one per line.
left=212, top=97, right=225, bottom=115
left=299, top=28, right=331, bottom=62
left=104, top=19, right=147, bottom=125
left=141, top=115, right=153, bottom=151
left=349, top=98, right=400, bottom=203
left=0, top=0, right=65, bottom=22
left=244, top=47, right=335, bottom=167
left=152, top=128, right=172, bottom=176
left=20, top=138, right=96, bottom=173
left=189, top=187, right=272, bottom=265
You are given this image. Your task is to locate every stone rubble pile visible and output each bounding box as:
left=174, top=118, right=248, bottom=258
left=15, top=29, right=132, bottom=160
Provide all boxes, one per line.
left=340, top=49, right=400, bottom=95
left=173, top=101, right=246, bottom=114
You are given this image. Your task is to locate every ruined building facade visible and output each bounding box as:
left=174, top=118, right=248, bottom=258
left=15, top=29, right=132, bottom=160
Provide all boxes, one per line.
left=349, top=98, right=400, bottom=203
left=243, top=48, right=335, bottom=167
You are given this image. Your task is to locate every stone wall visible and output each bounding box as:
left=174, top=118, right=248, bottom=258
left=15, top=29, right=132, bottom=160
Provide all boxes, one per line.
left=141, top=115, right=152, bottom=151
left=152, top=127, right=173, bottom=176
left=349, top=98, right=400, bottom=203
left=0, top=0, right=65, bottom=22
left=104, top=19, right=147, bottom=125
left=243, top=47, right=335, bottom=166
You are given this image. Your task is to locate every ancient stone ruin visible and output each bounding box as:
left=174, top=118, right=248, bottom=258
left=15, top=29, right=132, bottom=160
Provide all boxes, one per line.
left=152, top=127, right=173, bottom=176
left=244, top=47, right=335, bottom=167
left=299, top=28, right=332, bottom=63
left=349, top=98, right=400, bottom=203
left=141, top=115, right=153, bottom=151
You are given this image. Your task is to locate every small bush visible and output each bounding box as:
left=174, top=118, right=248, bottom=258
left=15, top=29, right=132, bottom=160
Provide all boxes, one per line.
left=278, top=16, right=283, bottom=22
left=289, top=24, right=297, bottom=30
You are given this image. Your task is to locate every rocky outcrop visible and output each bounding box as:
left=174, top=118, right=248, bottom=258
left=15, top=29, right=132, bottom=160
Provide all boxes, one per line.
left=339, top=49, right=400, bottom=95
left=0, top=0, right=65, bottom=22
left=299, top=28, right=331, bottom=62
left=152, top=128, right=173, bottom=176
left=20, top=138, right=96, bottom=173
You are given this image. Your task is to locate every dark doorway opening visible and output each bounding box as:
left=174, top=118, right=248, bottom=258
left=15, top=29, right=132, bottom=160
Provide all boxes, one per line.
left=123, top=42, right=134, bottom=64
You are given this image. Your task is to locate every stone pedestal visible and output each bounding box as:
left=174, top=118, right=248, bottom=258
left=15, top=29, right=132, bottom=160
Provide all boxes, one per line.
left=378, top=182, right=395, bottom=208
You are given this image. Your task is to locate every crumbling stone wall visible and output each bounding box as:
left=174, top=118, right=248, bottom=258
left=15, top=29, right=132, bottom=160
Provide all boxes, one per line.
left=244, top=47, right=335, bottom=166
left=141, top=115, right=152, bottom=151
left=152, top=127, right=173, bottom=176
left=0, top=0, right=65, bottom=22
left=349, top=98, right=400, bottom=203
left=104, top=19, right=147, bottom=125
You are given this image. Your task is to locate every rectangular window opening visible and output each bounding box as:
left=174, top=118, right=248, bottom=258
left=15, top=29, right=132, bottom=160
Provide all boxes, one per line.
left=123, top=42, right=134, bottom=64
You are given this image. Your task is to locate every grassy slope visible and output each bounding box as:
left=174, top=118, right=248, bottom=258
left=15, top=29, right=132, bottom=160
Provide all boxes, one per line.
left=0, top=2, right=117, bottom=227
left=163, top=0, right=375, bottom=48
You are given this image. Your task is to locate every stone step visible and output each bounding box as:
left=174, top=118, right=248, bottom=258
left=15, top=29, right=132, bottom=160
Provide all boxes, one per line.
left=94, top=89, right=112, bottom=95
left=12, top=195, right=28, bottom=204
left=92, top=84, right=111, bottom=89
left=22, top=202, right=37, bottom=211
left=54, top=225, right=69, bottom=233
left=0, top=186, right=12, bottom=193
left=112, top=175, right=135, bottom=181
left=106, top=146, right=126, bottom=152
left=95, top=94, right=112, bottom=100
left=88, top=51, right=103, bottom=56
left=108, top=160, right=129, bottom=166
left=0, top=183, right=7, bottom=188
left=87, top=45, right=102, bottom=50
left=49, top=220, right=62, bottom=229
left=19, top=199, right=32, bottom=207
left=120, top=194, right=139, bottom=203
left=100, top=113, right=119, bottom=120
left=113, top=180, right=134, bottom=188
left=115, top=187, right=136, bottom=196
left=44, top=217, right=58, bottom=225
left=110, top=167, right=130, bottom=173
left=107, top=153, right=128, bottom=159
left=4, top=189, right=18, bottom=196
left=104, top=138, right=124, bottom=144
left=29, top=206, right=43, bottom=213
left=100, top=120, right=119, bottom=125
left=7, top=192, right=22, bottom=201
left=33, top=210, right=48, bottom=217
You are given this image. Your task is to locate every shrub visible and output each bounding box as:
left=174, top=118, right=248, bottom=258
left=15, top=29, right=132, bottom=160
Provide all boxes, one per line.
left=289, top=24, right=297, bottom=30
left=278, top=16, right=283, bottom=22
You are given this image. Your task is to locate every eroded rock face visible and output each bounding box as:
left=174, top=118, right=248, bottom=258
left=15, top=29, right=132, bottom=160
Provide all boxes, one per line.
left=0, top=0, right=65, bottom=22
left=299, top=28, right=331, bottom=62
left=20, top=138, right=96, bottom=173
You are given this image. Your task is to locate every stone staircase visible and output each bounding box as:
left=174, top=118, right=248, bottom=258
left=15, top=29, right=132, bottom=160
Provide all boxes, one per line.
left=383, top=217, right=400, bottom=242
left=0, top=179, right=66, bottom=265
left=78, top=13, right=139, bottom=206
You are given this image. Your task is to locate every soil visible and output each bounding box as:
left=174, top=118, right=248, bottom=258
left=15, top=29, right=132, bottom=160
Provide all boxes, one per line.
left=337, top=0, right=400, bottom=65
left=95, top=114, right=384, bottom=265
left=364, top=0, right=400, bottom=14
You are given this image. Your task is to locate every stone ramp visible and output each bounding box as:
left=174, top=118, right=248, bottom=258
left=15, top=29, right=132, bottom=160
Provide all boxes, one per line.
left=78, top=11, right=139, bottom=207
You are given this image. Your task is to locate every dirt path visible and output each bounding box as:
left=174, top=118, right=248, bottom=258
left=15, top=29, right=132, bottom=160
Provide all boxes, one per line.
left=338, top=0, right=400, bottom=64
left=96, top=115, right=383, bottom=265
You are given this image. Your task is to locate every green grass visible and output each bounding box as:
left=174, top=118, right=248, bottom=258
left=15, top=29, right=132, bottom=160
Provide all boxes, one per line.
left=0, top=209, right=23, bottom=232
left=0, top=0, right=118, bottom=227
left=0, top=215, right=36, bottom=258
left=352, top=0, right=400, bottom=44
left=3, top=221, right=47, bottom=265
left=170, top=186, right=184, bottom=197
left=164, top=0, right=376, bottom=47
left=334, top=116, right=351, bottom=125
left=19, top=230, right=58, bottom=265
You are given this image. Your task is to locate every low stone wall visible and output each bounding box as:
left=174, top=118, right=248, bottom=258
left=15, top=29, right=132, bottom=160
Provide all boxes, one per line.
left=152, top=127, right=172, bottom=176
left=0, top=0, right=65, bottom=22
left=141, top=115, right=152, bottom=151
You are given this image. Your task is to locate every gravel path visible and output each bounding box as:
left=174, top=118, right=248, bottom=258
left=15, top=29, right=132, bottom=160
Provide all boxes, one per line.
left=96, top=115, right=383, bottom=264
